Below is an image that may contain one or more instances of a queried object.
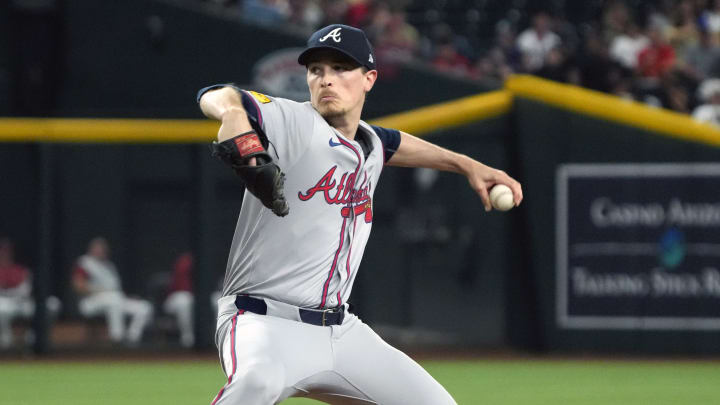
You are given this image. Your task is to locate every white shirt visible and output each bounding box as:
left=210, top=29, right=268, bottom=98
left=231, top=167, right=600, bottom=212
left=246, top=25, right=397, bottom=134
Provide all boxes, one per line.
left=78, top=255, right=121, bottom=293
left=692, top=104, right=720, bottom=126
left=516, top=28, right=561, bottom=71
left=610, top=34, right=649, bottom=69
left=704, top=11, right=720, bottom=33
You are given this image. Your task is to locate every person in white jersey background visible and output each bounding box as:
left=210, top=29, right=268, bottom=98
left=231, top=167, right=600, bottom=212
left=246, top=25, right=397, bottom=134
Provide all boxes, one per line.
left=0, top=237, right=61, bottom=349
left=198, top=24, right=523, bottom=404
left=72, top=237, right=153, bottom=345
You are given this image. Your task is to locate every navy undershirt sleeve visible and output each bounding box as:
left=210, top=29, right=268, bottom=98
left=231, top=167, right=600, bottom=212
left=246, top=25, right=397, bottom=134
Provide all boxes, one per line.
left=370, top=125, right=401, bottom=163
left=196, top=83, right=236, bottom=103
left=196, top=83, right=267, bottom=146
left=196, top=84, right=262, bottom=125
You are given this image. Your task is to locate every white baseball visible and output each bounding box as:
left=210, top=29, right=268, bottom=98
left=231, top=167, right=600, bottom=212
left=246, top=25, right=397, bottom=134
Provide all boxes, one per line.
left=489, top=184, right=514, bottom=211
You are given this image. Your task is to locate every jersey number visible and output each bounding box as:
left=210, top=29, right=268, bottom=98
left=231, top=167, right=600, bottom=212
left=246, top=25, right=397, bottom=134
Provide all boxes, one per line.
left=341, top=201, right=372, bottom=223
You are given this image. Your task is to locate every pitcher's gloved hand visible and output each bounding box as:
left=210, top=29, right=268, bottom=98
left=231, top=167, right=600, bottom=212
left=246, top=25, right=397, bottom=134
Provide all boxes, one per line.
left=210, top=130, right=289, bottom=217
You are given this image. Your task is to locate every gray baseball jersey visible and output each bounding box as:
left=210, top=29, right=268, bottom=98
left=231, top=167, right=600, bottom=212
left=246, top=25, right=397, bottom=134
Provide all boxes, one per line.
left=198, top=85, right=400, bottom=309
left=199, top=84, right=457, bottom=405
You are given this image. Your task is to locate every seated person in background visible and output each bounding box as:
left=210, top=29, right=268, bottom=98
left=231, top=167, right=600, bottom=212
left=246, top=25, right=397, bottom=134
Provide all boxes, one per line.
left=210, top=280, right=222, bottom=315
left=163, top=252, right=194, bottom=347
left=72, top=237, right=153, bottom=345
left=0, top=237, right=61, bottom=349
left=162, top=252, right=223, bottom=348
left=692, top=78, right=720, bottom=126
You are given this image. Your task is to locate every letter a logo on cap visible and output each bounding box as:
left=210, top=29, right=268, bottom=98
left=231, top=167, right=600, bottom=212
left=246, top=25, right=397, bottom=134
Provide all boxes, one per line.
left=319, top=27, right=342, bottom=43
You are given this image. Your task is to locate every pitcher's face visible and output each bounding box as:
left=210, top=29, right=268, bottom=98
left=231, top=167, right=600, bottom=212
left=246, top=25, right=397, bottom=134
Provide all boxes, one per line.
left=306, top=51, right=376, bottom=121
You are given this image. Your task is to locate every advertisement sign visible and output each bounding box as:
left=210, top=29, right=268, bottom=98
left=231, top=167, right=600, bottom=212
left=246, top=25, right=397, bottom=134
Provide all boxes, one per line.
left=556, top=163, right=720, bottom=330
left=251, top=48, right=310, bottom=102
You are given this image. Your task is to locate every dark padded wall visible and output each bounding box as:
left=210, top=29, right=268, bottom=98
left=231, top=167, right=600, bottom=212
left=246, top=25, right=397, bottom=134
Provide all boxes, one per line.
left=514, top=98, right=720, bottom=354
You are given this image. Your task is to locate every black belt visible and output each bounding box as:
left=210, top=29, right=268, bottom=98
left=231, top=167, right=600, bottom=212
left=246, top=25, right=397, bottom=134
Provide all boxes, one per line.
left=234, top=295, right=345, bottom=326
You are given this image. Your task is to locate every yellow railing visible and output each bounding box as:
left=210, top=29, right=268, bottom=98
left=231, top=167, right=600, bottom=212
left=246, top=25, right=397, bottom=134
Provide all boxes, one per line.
left=0, top=92, right=512, bottom=142
left=369, top=90, right=511, bottom=135
left=506, top=75, right=720, bottom=148
left=0, top=118, right=219, bottom=143
left=1, top=75, right=719, bottom=147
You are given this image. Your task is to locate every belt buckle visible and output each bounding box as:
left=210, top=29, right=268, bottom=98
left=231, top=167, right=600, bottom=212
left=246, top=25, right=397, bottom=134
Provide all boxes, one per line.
left=321, top=309, right=330, bottom=326
left=321, top=307, right=339, bottom=326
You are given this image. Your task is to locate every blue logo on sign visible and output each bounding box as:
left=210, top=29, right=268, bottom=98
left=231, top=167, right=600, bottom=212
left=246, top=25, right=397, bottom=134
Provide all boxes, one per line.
left=659, top=228, right=686, bottom=269
left=329, top=138, right=342, bottom=147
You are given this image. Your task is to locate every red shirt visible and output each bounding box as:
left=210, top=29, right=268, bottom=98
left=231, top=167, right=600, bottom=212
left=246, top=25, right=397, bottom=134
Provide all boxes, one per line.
left=168, top=253, right=193, bottom=293
left=345, top=3, right=371, bottom=27
left=638, top=44, right=675, bottom=77
left=0, top=263, right=29, bottom=289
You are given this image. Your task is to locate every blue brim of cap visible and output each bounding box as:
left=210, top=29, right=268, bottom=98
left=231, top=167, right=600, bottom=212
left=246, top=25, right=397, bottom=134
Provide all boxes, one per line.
left=297, top=45, right=371, bottom=70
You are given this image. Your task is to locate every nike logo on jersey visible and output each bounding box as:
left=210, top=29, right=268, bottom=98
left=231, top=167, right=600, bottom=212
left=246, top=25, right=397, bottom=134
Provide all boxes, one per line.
left=329, top=138, right=343, bottom=147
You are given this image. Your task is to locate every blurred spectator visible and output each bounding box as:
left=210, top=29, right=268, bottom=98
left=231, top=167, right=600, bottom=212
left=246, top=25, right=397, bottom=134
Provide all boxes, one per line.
left=516, top=12, right=561, bottom=72
left=197, top=0, right=720, bottom=115
left=661, top=73, right=692, bottom=112
left=647, top=0, right=675, bottom=34
left=610, top=23, right=650, bottom=69
left=431, top=40, right=472, bottom=76
left=0, top=237, right=61, bottom=349
left=578, top=31, right=627, bottom=93
left=602, top=0, right=632, bottom=43
left=241, top=0, right=291, bottom=25
left=611, top=76, right=636, bottom=100
left=72, top=237, right=153, bottom=345
left=701, top=0, right=720, bottom=34
left=163, top=252, right=195, bottom=348
left=319, top=0, right=349, bottom=27
left=682, top=28, right=720, bottom=80
left=363, top=0, right=391, bottom=41
left=638, top=24, right=677, bottom=78
left=384, top=9, right=420, bottom=54
left=537, top=46, right=580, bottom=84
left=470, top=56, right=498, bottom=81
left=668, top=0, right=701, bottom=57
left=368, top=6, right=419, bottom=76
left=692, top=78, right=720, bottom=124
left=552, top=13, right=582, bottom=54
left=288, top=0, right=323, bottom=31
left=344, top=0, right=371, bottom=27
left=205, top=0, right=236, bottom=5
left=211, top=277, right=223, bottom=315
left=489, top=21, right=523, bottom=75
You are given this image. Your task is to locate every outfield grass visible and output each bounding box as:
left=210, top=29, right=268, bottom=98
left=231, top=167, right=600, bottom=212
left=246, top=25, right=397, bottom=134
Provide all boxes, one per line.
left=1, top=358, right=718, bottom=404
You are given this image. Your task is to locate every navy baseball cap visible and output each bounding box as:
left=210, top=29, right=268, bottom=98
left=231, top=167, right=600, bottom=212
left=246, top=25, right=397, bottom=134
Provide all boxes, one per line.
left=298, top=24, right=376, bottom=71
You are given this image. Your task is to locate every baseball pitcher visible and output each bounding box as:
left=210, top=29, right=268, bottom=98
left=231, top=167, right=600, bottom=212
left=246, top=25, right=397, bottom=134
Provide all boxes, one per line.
left=198, top=24, right=523, bottom=404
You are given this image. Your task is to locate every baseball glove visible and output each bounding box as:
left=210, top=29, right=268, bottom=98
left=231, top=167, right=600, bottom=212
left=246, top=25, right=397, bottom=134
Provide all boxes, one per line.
left=210, top=130, right=289, bottom=217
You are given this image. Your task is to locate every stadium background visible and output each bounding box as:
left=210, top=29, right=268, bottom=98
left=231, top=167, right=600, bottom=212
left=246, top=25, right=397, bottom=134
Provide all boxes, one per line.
left=1, top=0, right=720, bottom=404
